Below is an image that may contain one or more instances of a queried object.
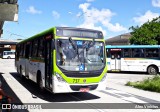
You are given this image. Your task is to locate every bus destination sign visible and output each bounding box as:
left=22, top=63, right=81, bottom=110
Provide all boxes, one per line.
left=56, top=28, right=103, bottom=39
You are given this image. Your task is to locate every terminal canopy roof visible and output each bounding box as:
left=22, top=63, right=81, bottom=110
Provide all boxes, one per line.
left=0, top=0, right=18, bottom=37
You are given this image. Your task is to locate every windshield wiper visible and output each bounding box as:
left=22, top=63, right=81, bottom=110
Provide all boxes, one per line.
left=86, top=38, right=95, bottom=50
left=69, top=37, right=77, bottom=51
left=85, top=39, right=95, bottom=63
left=69, top=37, right=80, bottom=62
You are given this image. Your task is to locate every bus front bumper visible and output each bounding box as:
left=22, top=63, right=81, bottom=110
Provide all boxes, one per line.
left=52, top=75, right=107, bottom=93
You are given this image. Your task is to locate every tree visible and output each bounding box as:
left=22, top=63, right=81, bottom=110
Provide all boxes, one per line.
left=129, top=16, right=160, bottom=45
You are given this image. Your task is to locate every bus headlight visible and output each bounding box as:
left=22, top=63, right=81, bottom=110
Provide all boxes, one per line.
left=101, top=74, right=107, bottom=82
left=55, top=73, right=66, bottom=83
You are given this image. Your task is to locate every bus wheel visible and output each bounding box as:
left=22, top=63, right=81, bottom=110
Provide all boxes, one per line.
left=147, top=66, right=158, bottom=75
left=7, top=56, right=11, bottom=59
left=37, top=72, right=44, bottom=91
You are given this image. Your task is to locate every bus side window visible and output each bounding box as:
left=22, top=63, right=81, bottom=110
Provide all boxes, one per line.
left=132, top=48, right=144, bottom=57
left=25, top=42, right=30, bottom=59
left=106, top=49, right=110, bottom=57
left=146, top=48, right=159, bottom=58
left=23, top=44, right=26, bottom=57
left=19, top=44, right=24, bottom=57
left=38, top=38, right=44, bottom=58
left=29, top=41, right=33, bottom=57
left=123, top=48, right=131, bottom=57
left=32, top=40, right=38, bottom=57
left=16, top=45, right=20, bottom=59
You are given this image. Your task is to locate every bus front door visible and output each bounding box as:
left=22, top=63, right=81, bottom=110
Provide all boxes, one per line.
left=110, top=51, right=121, bottom=71
left=44, top=37, right=53, bottom=90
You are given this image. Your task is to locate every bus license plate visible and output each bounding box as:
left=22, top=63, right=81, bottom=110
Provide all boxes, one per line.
left=80, top=88, right=90, bottom=92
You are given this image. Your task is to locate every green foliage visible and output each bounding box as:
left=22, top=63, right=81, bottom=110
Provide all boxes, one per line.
left=126, top=76, right=160, bottom=93
left=129, top=16, right=160, bottom=45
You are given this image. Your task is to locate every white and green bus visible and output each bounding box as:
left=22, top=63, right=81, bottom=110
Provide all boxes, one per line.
left=15, top=27, right=107, bottom=93
left=106, top=45, right=160, bottom=75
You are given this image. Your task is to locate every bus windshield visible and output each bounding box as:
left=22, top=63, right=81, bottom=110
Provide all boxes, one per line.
left=56, top=39, right=105, bottom=71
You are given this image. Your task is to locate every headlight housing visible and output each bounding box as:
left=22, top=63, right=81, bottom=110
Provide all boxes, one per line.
left=101, top=74, right=107, bottom=82
left=55, top=72, right=66, bottom=83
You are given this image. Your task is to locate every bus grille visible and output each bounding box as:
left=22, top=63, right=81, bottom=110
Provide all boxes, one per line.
left=70, top=84, right=98, bottom=91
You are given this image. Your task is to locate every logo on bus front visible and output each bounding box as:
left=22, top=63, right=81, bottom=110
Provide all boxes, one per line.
left=83, top=79, right=86, bottom=83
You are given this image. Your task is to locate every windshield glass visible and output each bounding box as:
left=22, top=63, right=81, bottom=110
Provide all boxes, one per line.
left=56, top=39, right=105, bottom=71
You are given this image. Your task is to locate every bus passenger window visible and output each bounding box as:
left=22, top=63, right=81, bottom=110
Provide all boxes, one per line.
left=132, top=48, right=144, bottom=57
left=38, top=38, right=44, bottom=58
left=20, top=44, right=24, bottom=57
left=25, top=43, right=30, bottom=59
left=123, top=49, right=131, bottom=57
left=32, top=40, right=38, bottom=57
left=16, top=45, right=20, bottom=59
left=146, top=48, right=159, bottom=58
left=106, top=49, right=110, bottom=57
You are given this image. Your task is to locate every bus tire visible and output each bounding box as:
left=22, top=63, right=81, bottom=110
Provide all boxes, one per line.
left=7, top=56, right=11, bottom=59
left=37, top=72, right=44, bottom=92
left=147, top=66, right=158, bottom=75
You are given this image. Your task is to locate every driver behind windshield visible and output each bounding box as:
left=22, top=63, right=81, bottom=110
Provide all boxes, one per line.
left=57, top=40, right=65, bottom=65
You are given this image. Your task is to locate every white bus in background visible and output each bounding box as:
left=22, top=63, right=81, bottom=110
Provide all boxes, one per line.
left=2, top=51, right=15, bottom=59
left=106, top=45, right=160, bottom=75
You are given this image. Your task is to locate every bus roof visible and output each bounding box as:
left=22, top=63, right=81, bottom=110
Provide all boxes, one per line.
left=106, top=45, right=160, bottom=49
left=18, top=27, right=55, bottom=44
left=56, top=27, right=103, bottom=32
